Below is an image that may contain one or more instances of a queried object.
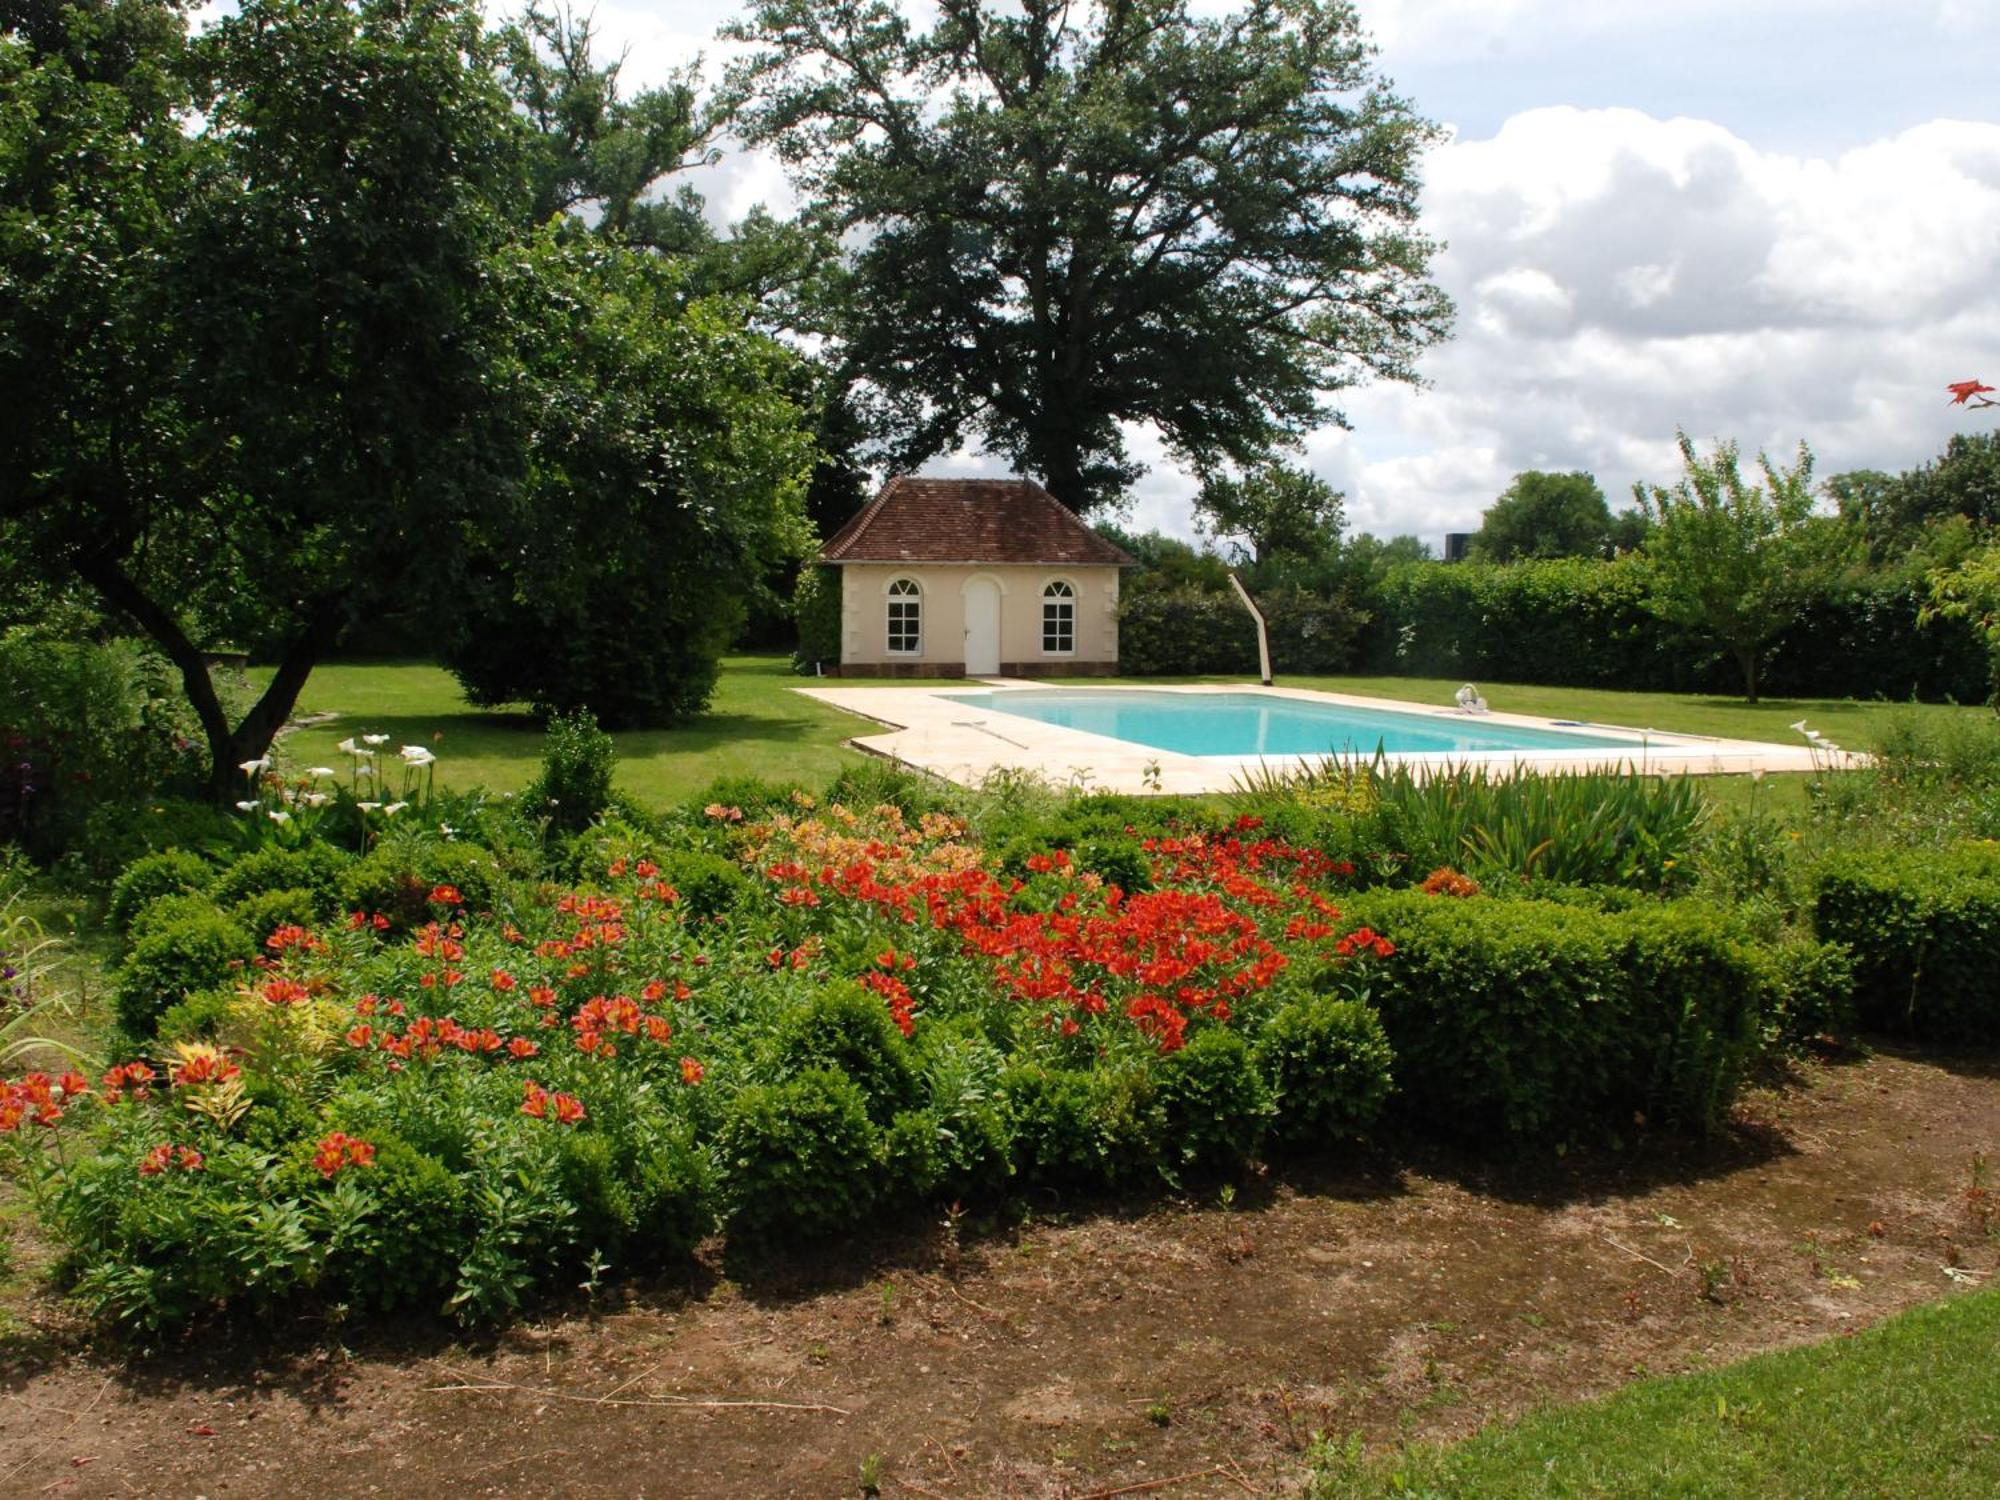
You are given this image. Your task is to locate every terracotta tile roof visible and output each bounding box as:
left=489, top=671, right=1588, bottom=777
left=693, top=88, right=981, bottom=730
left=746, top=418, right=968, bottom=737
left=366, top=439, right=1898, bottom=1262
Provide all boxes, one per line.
left=820, top=477, right=1137, bottom=566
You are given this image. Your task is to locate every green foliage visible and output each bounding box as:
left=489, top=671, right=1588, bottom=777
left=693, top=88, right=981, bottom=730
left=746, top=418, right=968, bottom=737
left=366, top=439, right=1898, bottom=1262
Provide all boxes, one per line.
left=107, top=849, right=214, bottom=935
left=1346, top=891, right=1772, bottom=1138
left=115, top=905, right=254, bottom=1037
left=1813, top=842, right=2000, bottom=1042
left=1001, top=1063, right=1167, bottom=1192
left=655, top=850, right=751, bottom=921
left=718, top=1067, right=886, bottom=1248
left=723, top=0, right=1450, bottom=510
left=1471, top=471, right=1615, bottom=561
left=770, top=982, right=921, bottom=1124
left=340, top=840, right=506, bottom=927
left=206, top=843, right=353, bottom=916
left=1153, top=1027, right=1271, bottom=1178
left=1636, top=432, right=1855, bottom=702
left=1254, top=995, right=1396, bottom=1150
left=1195, top=462, right=1346, bottom=569
left=0, top=632, right=211, bottom=863
left=1119, top=578, right=1370, bottom=676
left=229, top=887, right=319, bottom=945
left=791, top=564, right=843, bottom=673
left=324, top=1132, right=469, bottom=1312
left=527, top=710, right=616, bottom=836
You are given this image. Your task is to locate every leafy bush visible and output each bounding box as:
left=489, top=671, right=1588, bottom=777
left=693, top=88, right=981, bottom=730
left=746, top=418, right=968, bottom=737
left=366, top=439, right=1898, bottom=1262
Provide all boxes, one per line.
left=230, top=887, right=320, bottom=945
left=340, top=840, right=507, bottom=927
left=1345, top=891, right=1772, bottom=1138
left=656, top=850, right=751, bottom=920
left=1002, top=1062, right=1166, bottom=1192
left=108, top=850, right=214, bottom=936
left=1153, top=1026, right=1271, bottom=1177
left=1254, top=993, right=1396, bottom=1150
left=1813, top=843, right=2000, bottom=1041
left=791, top=563, right=842, bottom=673
left=0, top=631, right=212, bottom=867
left=526, top=710, right=615, bottom=836
left=207, top=844, right=353, bottom=916
left=770, top=982, right=921, bottom=1124
left=115, top=907, right=255, bottom=1037
left=718, top=1067, right=885, bottom=1248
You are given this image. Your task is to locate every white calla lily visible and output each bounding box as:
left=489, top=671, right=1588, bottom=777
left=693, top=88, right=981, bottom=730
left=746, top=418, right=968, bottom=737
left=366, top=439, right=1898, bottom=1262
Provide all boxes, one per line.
left=400, top=745, right=435, bottom=766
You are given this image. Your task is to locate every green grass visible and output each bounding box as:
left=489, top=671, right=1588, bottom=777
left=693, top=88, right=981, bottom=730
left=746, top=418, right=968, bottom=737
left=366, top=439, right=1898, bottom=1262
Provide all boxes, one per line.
left=1310, top=1289, right=2000, bottom=1498
left=260, top=657, right=1992, bottom=814
left=263, top=656, right=962, bottom=807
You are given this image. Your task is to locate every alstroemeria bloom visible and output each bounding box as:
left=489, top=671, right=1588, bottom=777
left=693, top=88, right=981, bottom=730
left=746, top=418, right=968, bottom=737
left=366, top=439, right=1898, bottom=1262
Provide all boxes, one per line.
left=1947, top=379, right=1996, bottom=405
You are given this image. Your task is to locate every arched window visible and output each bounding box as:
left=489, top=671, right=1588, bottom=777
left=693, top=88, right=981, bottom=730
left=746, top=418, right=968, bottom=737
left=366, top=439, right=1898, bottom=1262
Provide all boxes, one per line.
left=886, top=577, right=922, bottom=654
left=1041, top=579, right=1075, bottom=655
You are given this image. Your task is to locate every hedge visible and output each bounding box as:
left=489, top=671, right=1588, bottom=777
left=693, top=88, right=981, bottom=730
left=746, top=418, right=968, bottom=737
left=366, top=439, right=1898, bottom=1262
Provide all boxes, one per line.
left=1338, top=891, right=1775, bottom=1138
left=1118, top=581, right=1369, bottom=676
left=1813, top=842, right=2000, bottom=1041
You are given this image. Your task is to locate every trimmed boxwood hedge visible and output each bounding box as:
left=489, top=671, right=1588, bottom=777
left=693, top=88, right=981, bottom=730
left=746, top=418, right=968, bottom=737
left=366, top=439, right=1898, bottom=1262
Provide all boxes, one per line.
left=1813, top=842, right=2000, bottom=1042
left=1339, top=891, right=1775, bottom=1138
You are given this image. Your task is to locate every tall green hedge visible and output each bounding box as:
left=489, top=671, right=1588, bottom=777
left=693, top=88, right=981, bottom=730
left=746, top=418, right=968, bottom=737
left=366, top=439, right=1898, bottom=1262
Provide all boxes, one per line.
left=1339, top=891, right=1775, bottom=1138
left=1813, top=842, right=2000, bottom=1041
left=1118, top=581, right=1369, bottom=676
left=1353, top=558, right=1988, bottom=701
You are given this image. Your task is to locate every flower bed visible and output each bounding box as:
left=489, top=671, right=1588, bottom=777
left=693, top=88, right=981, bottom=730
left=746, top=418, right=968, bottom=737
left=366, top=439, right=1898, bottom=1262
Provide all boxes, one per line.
left=3, top=802, right=1409, bottom=1332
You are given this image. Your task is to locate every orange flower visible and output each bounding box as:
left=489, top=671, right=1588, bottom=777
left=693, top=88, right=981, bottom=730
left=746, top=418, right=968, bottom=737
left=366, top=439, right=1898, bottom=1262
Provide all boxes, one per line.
left=312, top=1131, right=376, bottom=1178
left=679, top=1056, right=705, bottom=1085
left=429, top=884, right=464, bottom=905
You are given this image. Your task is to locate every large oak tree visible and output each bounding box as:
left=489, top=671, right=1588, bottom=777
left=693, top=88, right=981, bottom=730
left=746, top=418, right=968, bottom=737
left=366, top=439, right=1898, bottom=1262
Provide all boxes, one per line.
left=723, top=0, right=1452, bottom=512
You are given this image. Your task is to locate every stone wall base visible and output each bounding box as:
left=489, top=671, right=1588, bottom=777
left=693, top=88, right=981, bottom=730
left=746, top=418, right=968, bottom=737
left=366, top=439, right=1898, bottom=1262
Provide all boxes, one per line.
left=831, top=660, right=1119, bottom=679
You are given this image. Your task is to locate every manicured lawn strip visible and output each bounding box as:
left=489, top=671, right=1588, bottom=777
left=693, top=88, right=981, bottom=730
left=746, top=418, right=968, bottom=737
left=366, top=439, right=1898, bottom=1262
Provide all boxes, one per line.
left=264, top=656, right=964, bottom=806
left=1313, top=1289, right=2000, bottom=1499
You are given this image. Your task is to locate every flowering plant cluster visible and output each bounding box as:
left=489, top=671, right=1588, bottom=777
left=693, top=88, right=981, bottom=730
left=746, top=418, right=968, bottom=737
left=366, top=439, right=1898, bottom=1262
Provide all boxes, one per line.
left=2, top=794, right=1405, bottom=1334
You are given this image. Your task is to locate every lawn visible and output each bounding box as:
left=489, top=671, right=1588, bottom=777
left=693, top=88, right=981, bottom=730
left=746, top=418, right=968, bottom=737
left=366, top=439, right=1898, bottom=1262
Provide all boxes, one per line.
left=264, top=655, right=963, bottom=806
left=263, top=655, right=1989, bottom=812
left=1313, top=1287, right=2000, bottom=1498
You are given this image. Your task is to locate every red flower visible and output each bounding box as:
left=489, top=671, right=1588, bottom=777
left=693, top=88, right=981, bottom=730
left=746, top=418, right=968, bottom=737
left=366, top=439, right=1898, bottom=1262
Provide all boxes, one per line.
left=679, top=1056, right=705, bottom=1085
left=312, top=1131, right=376, bottom=1178
left=1947, top=379, right=1996, bottom=405
left=490, top=969, right=517, bottom=992
left=346, top=1024, right=374, bottom=1049
left=520, top=1079, right=548, bottom=1119
left=507, top=1036, right=539, bottom=1059
left=56, top=1070, right=90, bottom=1100
left=101, top=1061, right=157, bottom=1101
left=551, top=1092, right=586, bottom=1125
left=139, top=1143, right=173, bottom=1176
left=260, top=977, right=310, bottom=1006
left=429, top=884, right=464, bottom=905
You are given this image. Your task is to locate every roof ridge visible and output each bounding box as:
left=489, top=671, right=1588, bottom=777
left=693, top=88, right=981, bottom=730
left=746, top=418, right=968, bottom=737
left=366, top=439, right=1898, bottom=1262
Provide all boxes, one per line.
left=821, top=474, right=907, bottom=560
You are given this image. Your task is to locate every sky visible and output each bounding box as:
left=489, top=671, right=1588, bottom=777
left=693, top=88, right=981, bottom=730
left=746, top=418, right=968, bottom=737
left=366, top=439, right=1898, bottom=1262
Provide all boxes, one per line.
left=528, top=0, right=2000, bottom=547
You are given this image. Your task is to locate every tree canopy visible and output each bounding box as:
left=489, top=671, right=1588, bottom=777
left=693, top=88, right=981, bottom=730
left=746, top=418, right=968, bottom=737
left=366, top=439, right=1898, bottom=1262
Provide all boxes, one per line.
left=1194, top=461, right=1345, bottom=568
left=1635, top=433, right=1853, bottom=703
left=723, top=0, right=1452, bottom=512
left=1, top=0, right=814, bottom=791
left=1470, top=471, right=1613, bottom=561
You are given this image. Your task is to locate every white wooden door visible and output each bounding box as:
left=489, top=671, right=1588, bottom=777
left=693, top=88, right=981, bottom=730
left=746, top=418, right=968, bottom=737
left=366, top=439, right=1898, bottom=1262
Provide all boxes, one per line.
left=963, top=577, right=1001, bottom=675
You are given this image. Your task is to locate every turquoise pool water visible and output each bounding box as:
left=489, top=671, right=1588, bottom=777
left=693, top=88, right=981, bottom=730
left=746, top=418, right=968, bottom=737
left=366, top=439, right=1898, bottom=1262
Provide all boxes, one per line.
left=944, top=690, right=1644, bottom=759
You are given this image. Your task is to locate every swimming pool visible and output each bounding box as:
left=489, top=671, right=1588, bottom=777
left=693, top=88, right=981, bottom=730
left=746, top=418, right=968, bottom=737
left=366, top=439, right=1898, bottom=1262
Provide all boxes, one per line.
left=943, top=689, right=1643, bottom=759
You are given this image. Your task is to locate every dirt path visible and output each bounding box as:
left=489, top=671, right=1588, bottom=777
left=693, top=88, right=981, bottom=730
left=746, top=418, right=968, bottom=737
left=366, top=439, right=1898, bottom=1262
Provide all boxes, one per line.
left=3, top=1047, right=1996, bottom=1498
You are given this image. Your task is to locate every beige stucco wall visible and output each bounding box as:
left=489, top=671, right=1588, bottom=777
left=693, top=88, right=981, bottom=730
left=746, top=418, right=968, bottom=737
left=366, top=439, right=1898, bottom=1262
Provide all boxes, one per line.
left=837, top=563, right=1121, bottom=670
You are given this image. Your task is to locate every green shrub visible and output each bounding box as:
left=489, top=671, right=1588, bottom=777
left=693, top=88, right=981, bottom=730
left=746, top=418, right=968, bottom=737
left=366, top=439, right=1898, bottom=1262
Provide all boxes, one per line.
left=657, top=849, right=751, bottom=921
left=1153, top=1027, right=1271, bottom=1178
left=770, top=982, right=920, bottom=1124
left=1813, top=843, right=2000, bottom=1041
left=340, top=840, right=506, bottom=927
left=526, top=709, right=616, bottom=836
left=629, top=1126, right=715, bottom=1264
left=325, top=1132, right=469, bottom=1312
left=1001, top=1062, right=1165, bottom=1192
left=823, top=758, right=948, bottom=817
left=1345, top=891, right=1772, bottom=1138
left=791, top=563, right=842, bottom=674
left=155, top=986, right=237, bottom=1044
left=889, top=1023, right=1013, bottom=1201
left=1072, top=834, right=1152, bottom=894
left=229, top=887, right=319, bottom=944
left=1761, top=936, right=1859, bottom=1048
left=1254, top=994, right=1396, bottom=1150
left=718, top=1067, right=885, bottom=1248
left=115, top=907, right=254, bottom=1037
left=107, top=850, right=214, bottom=935
left=125, top=890, right=228, bottom=950
left=207, top=843, right=353, bottom=915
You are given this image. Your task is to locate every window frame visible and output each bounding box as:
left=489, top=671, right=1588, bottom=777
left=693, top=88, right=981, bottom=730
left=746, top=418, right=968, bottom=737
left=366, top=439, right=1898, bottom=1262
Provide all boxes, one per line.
left=885, top=576, right=922, bottom=655
left=1040, top=577, right=1077, bottom=657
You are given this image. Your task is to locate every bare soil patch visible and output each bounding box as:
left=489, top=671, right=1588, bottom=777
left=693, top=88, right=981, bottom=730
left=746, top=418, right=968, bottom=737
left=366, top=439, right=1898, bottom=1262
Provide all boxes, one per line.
left=4, top=1046, right=1996, bottom=1498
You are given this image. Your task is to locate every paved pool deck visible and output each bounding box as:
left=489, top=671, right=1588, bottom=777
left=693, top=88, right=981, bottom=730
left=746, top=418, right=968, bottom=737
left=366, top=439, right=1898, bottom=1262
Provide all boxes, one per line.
left=796, top=681, right=1849, bottom=795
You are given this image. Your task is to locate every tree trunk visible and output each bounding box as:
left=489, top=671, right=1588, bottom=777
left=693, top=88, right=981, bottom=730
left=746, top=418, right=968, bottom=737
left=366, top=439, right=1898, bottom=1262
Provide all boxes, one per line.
left=1736, top=643, right=1760, bottom=703
left=71, top=551, right=343, bottom=802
